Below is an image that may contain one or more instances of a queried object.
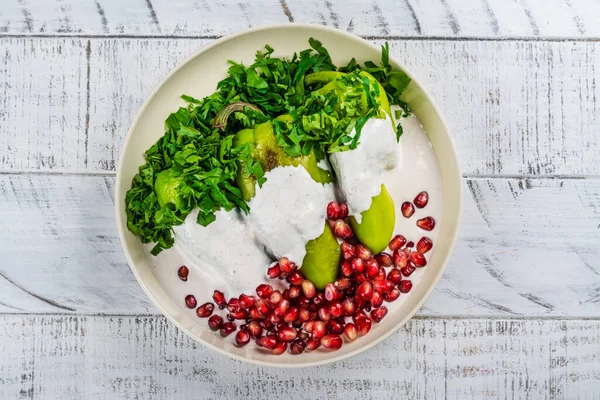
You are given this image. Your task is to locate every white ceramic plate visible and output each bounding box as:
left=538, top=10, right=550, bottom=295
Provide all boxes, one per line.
left=115, top=24, right=462, bottom=367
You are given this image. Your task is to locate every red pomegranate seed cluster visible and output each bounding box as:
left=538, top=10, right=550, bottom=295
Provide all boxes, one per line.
left=178, top=193, right=435, bottom=355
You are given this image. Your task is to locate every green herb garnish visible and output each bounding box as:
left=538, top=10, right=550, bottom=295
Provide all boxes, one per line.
left=125, top=39, right=411, bottom=254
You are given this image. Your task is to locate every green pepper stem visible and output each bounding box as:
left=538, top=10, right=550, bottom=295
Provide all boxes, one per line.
left=212, top=102, right=263, bottom=131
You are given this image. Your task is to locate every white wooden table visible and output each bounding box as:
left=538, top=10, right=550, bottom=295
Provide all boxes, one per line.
left=1, top=0, right=599, bottom=398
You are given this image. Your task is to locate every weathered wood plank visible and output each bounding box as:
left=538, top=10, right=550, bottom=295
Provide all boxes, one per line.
left=3, top=38, right=599, bottom=176
left=0, top=174, right=598, bottom=316
left=1, top=0, right=599, bottom=38
left=0, top=315, right=598, bottom=399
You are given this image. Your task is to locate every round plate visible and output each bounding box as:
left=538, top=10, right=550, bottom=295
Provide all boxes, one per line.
left=115, top=24, right=462, bottom=367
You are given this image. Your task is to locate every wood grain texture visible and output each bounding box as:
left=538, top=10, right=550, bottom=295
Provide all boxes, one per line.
left=1, top=0, right=600, bottom=38
left=0, top=315, right=599, bottom=399
left=0, top=174, right=598, bottom=316
left=2, top=38, right=599, bottom=176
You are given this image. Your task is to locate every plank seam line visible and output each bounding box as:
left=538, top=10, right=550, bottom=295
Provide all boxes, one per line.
left=0, top=170, right=597, bottom=180
left=1, top=313, right=600, bottom=320
left=0, top=34, right=598, bottom=42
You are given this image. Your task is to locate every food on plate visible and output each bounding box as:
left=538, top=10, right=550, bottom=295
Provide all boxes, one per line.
left=125, top=39, right=441, bottom=354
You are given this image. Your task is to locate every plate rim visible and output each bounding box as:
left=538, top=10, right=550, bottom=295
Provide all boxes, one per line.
left=115, top=23, right=463, bottom=368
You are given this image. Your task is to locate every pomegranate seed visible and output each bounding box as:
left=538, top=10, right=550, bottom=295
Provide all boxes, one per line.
left=235, top=329, right=251, bottom=347
left=417, top=237, right=433, bottom=254
left=267, top=263, right=281, bottom=279
left=326, top=320, right=344, bottom=334
left=278, top=327, right=297, bottom=342
left=410, top=251, right=427, bottom=267
left=326, top=201, right=341, bottom=220
left=239, top=294, right=255, bottom=309
left=298, top=330, right=309, bottom=340
left=279, top=257, right=296, bottom=274
left=341, top=261, right=353, bottom=277
left=288, top=285, right=301, bottom=299
left=301, top=280, right=316, bottom=299
left=290, top=339, right=306, bottom=354
left=269, top=290, right=283, bottom=305
left=207, top=315, right=223, bottom=331
left=282, top=289, right=290, bottom=300
left=247, top=321, right=263, bottom=339
left=333, top=220, right=353, bottom=240
left=329, top=302, right=343, bottom=318
left=393, top=249, right=408, bottom=269
left=355, top=315, right=372, bottom=336
left=399, top=280, right=413, bottom=293
left=324, top=283, right=341, bottom=302
left=178, top=265, right=189, bottom=281
left=372, top=279, right=394, bottom=294
left=196, top=302, right=214, bottom=318
left=272, top=342, right=288, bottom=355
left=371, top=291, right=384, bottom=308
left=318, top=307, right=331, bottom=322
left=220, top=322, right=236, bottom=337
left=351, top=258, right=366, bottom=273
left=414, top=191, right=429, bottom=208
left=338, top=202, right=349, bottom=219
left=256, top=284, right=273, bottom=299
left=212, top=290, right=226, bottom=307
left=384, top=288, right=401, bottom=302
left=296, top=296, right=309, bottom=309
left=227, top=298, right=242, bottom=313
left=344, top=323, right=358, bottom=341
left=406, top=241, right=414, bottom=248
left=356, top=281, right=373, bottom=302
left=306, top=338, right=321, bottom=351
left=417, top=216, right=435, bottom=231
left=389, top=235, right=406, bottom=251
left=375, top=269, right=386, bottom=281
left=355, top=274, right=367, bottom=285
left=307, top=302, right=319, bottom=313
left=313, top=292, right=326, bottom=307
left=293, top=319, right=303, bottom=329
left=355, top=244, right=372, bottom=260
left=352, top=311, right=367, bottom=323
left=335, top=278, right=352, bottom=291
left=403, top=247, right=411, bottom=256
left=365, top=259, right=380, bottom=279
left=255, top=298, right=271, bottom=315
left=387, top=269, right=403, bottom=285
left=231, top=310, right=248, bottom=320
left=401, top=202, right=415, bottom=218
left=299, top=308, right=312, bottom=322
left=342, top=298, right=356, bottom=316
left=268, top=313, right=282, bottom=324
left=273, top=299, right=290, bottom=317
left=226, top=314, right=235, bottom=322
left=375, top=252, right=393, bottom=267
left=401, top=265, right=416, bottom=277
left=304, top=321, right=314, bottom=333
left=262, top=320, right=274, bottom=331
left=311, top=321, right=327, bottom=340
left=257, top=335, right=278, bottom=350
left=321, top=334, right=343, bottom=350
left=184, top=295, right=197, bottom=309
left=371, top=306, right=388, bottom=323
left=287, top=272, right=304, bottom=285
left=284, top=307, right=299, bottom=323
left=341, top=243, right=357, bottom=260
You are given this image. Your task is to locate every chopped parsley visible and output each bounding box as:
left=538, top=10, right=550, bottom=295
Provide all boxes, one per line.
left=125, top=39, right=411, bottom=254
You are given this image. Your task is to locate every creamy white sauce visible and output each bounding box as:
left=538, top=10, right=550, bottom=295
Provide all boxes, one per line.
left=148, top=110, right=443, bottom=338
left=247, top=165, right=334, bottom=266
left=173, top=209, right=271, bottom=294
left=329, top=115, right=399, bottom=223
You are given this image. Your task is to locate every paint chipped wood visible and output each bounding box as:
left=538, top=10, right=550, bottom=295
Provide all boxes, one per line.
left=0, top=174, right=598, bottom=315
left=1, top=0, right=600, bottom=38
left=0, top=315, right=598, bottom=399
left=2, top=38, right=599, bottom=176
